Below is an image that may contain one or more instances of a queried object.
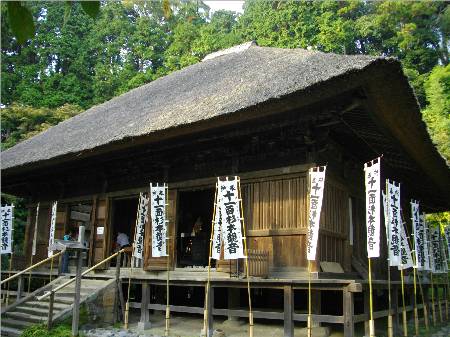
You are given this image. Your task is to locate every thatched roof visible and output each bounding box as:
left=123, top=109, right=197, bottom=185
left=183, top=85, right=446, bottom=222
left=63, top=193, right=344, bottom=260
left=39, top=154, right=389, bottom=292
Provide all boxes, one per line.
left=2, top=43, right=382, bottom=170
left=2, top=42, right=449, bottom=207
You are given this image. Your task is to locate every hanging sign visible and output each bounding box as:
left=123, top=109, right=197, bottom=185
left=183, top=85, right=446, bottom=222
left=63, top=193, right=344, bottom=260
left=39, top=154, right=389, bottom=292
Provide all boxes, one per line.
left=430, top=227, right=443, bottom=273
left=306, top=166, right=326, bottom=261
left=444, top=226, right=450, bottom=261
left=217, top=178, right=245, bottom=260
left=1, top=205, right=14, bottom=255
left=48, top=201, right=57, bottom=257
left=211, top=181, right=223, bottom=260
left=398, top=222, right=414, bottom=270
left=387, top=180, right=401, bottom=266
left=411, top=200, right=424, bottom=269
left=364, top=158, right=381, bottom=258
left=421, top=214, right=431, bottom=271
left=150, top=183, right=168, bottom=257
left=133, top=192, right=149, bottom=259
left=31, top=203, right=40, bottom=256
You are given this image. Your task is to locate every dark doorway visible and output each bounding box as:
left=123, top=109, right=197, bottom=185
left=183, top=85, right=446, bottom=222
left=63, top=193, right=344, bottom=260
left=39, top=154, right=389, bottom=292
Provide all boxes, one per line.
left=111, top=197, right=138, bottom=254
left=177, top=189, right=214, bottom=267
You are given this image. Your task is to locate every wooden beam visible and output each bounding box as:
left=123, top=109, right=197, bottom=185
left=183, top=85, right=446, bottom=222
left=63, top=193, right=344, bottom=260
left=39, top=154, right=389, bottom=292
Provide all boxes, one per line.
left=343, top=286, right=354, bottom=337
left=284, top=285, right=294, bottom=337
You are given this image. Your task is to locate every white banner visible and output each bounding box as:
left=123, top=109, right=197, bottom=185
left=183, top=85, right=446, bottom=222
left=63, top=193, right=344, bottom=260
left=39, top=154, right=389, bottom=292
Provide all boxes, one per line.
left=444, top=226, right=450, bottom=261
left=1, top=205, right=14, bottom=255
left=398, top=222, right=414, bottom=270
left=150, top=184, right=167, bottom=257
left=133, top=193, right=149, bottom=259
left=211, top=181, right=223, bottom=260
left=411, top=200, right=424, bottom=269
left=32, top=203, right=40, bottom=256
left=218, top=178, right=245, bottom=260
left=307, top=166, right=326, bottom=261
left=421, top=213, right=431, bottom=271
left=440, top=233, right=448, bottom=273
left=430, top=227, right=443, bottom=273
left=48, top=201, right=57, bottom=257
left=387, top=180, right=401, bottom=266
left=364, top=158, right=381, bottom=258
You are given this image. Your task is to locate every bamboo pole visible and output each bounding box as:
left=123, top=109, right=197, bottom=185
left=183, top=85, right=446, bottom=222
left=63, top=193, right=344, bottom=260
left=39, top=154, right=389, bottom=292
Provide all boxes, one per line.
left=417, top=272, right=429, bottom=330
left=124, top=195, right=141, bottom=329
left=203, top=181, right=218, bottom=337
left=400, top=267, right=408, bottom=337
left=27, top=255, right=34, bottom=294
left=368, top=257, right=375, bottom=337
left=307, top=260, right=312, bottom=337
left=5, top=253, right=13, bottom=305
left=165, top=184, right=170, bottom=337
left=238, top=177, right=253, bottom=337
left=387, top=262, right=393, bottom=337
left=49, top=256, right=54, bottom=283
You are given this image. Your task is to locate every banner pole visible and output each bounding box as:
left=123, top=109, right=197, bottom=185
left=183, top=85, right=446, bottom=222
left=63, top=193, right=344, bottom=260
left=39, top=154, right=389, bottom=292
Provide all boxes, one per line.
left=406, top=212, right=419, bottom=336
left=125, top=196, right=141, bottom=330
left=368, top=257, right=375, bottom=337
left=6, top=253, right=13, bottom=304
left=165, top=185, right=170, bottom=337
left=430, top=272, right=436, bottom=326
left=385, top=183, right=393, bottom=337
left=27, top=255, right=33, bottom=294
left=308, top=260, right=312, bottom=337
left=28, top=203, right=39, bottom=294
left=438, top=277, right=443, bottom=323
left=203, top=182, right=218, bottom=337
left=238, top=177, right=253, bottom=337
left=400, top=266, right=408, bottom=337
left=417, top=271, right=429, bottom=330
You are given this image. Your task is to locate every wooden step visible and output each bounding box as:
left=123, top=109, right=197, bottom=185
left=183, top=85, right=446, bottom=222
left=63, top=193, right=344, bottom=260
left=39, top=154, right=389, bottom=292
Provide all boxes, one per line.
left=4, top=311, right=46, bottom=323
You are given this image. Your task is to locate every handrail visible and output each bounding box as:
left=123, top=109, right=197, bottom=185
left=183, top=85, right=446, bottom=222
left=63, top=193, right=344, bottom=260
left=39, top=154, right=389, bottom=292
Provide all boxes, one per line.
left=1, top=251, right=63, bottom=285
left=37, top=249, right=125, bottom=301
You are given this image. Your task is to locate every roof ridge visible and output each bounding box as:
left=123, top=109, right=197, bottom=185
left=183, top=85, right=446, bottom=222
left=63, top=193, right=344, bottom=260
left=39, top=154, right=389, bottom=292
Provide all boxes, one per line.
left=202, top=41, right=257, bottom=62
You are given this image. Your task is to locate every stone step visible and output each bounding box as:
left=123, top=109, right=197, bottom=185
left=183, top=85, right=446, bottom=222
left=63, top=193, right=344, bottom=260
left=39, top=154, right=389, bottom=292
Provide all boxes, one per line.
left=1, top=318, right=33, bottom=330
left=0, top=325, right=22, bottom=337
left=14, top=305, right=63, bottom=316
left=25, top=300, right=69, bottom=310
left=4, top=311, right=47, bottom=323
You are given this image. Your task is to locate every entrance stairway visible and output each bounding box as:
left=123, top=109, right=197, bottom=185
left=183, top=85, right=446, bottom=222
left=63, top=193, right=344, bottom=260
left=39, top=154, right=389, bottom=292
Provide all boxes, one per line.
left=1, top=276, right=113, bottom=337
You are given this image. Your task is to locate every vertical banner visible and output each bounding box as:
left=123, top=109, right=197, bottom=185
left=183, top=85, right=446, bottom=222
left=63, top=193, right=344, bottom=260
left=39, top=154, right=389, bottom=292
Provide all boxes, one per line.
left=150, top=184, right=167, bottom=257
left=411, top=200, right=424, bottom=269
left=48, top=201, right=57, bottom=257
left=31, top=203, right=40, bottom=256
left=440, top=232, right=448, bottom=273
left=133, top=193, right=149, bottom=259
left=1, top=205, right=14, bottom=255
left=421, top=213, right=431, bottom=271
left=444, top=226, right=450, bottom=261
left=364, top=158, right=381, bottom=258
left=430, top=227, right=442, bottom=273
left=211, top=180, right=223, bottom=260
left=218, top=178, right=245, bottom=260
left=306, top=166, right=326, bottom=261
left=387, top=180, right=401, bottom=266
left=398, top=223, right=414, bottom=270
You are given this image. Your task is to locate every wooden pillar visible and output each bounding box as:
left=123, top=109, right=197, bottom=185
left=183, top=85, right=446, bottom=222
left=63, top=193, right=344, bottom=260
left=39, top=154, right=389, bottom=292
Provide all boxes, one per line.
left=205, top=285, right=214, bottom=337
left=311, top=290, right=321, bottom=327
left=138, top=283, right=151, bottom=330
left=423, top=284, right=431, bottom=327
left=16, top=275, right=23, bottom=301
left=284, top=285, right=294, bottom=337
left=227, top=287, right=239, bottom=321
left=363, top=287, right=370, bottom=336
left=343, top=286, right=354, bottom=337
left=392, top=285, right=400, bottom=335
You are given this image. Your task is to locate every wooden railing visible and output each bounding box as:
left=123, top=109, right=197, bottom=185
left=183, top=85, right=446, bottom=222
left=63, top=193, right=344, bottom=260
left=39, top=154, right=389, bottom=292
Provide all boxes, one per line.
left=37, top=249, right=124, bottom=329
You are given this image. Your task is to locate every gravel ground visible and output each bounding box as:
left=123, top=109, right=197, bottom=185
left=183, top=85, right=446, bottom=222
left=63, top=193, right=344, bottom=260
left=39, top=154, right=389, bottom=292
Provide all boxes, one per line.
left=80, top=311, right=450, bottom=337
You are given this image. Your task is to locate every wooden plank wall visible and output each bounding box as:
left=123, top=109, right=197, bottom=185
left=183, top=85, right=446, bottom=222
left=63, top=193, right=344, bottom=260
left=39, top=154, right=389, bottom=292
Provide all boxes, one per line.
left=240, top=174, right=350, bottom=271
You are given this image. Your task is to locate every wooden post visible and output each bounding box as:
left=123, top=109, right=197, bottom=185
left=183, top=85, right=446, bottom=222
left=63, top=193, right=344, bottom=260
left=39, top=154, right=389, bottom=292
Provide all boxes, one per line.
left=227, top=288, right=239, bottom=321
left=16, top=274, right=23, bottom=301
left=392, top=285, right=400, bottom=335
left=400, top=268, right=408, bottom=337
left=113, top=251, right=122, bottom=324
left=363, top=287, right=370, bottom=337
left=207, top=286, right=214, bottom=336
left=72, top=250, right=83, bottom=336
left=437, top=283, right=443, bottom=323
left=284, top=285, right=294, bottom=337
left=343, top=285, right=354, bottom=337
left=430, top=274, right=436, bottom=326
left=47, top=291, right=55, bottom=329
left=138, top=283, right=151, bottom=330
left=6, top=253, right=13, bottom=304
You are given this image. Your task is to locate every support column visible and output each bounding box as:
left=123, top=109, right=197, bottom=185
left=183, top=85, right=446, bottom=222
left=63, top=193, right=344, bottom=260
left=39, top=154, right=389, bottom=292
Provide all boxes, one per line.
left=392, top=285, right=400, bottom=335
left=311, top=290, right=321, bottom=327
left=227, top=287, right=240, bottom=321
left=363, top=287, right=370, bottom=337
left=72, top=250, right=83, bottom=337
left=138, top=283, right=151, bottom=330
left=284, top=285, right=294, bottom=337
left=343, top=286, right=354, bottom=337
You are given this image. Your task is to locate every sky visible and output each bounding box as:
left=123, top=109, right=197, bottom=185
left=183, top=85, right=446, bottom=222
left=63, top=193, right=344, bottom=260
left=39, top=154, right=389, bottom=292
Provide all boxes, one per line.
left=204, top=1, right=245, bottom=14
